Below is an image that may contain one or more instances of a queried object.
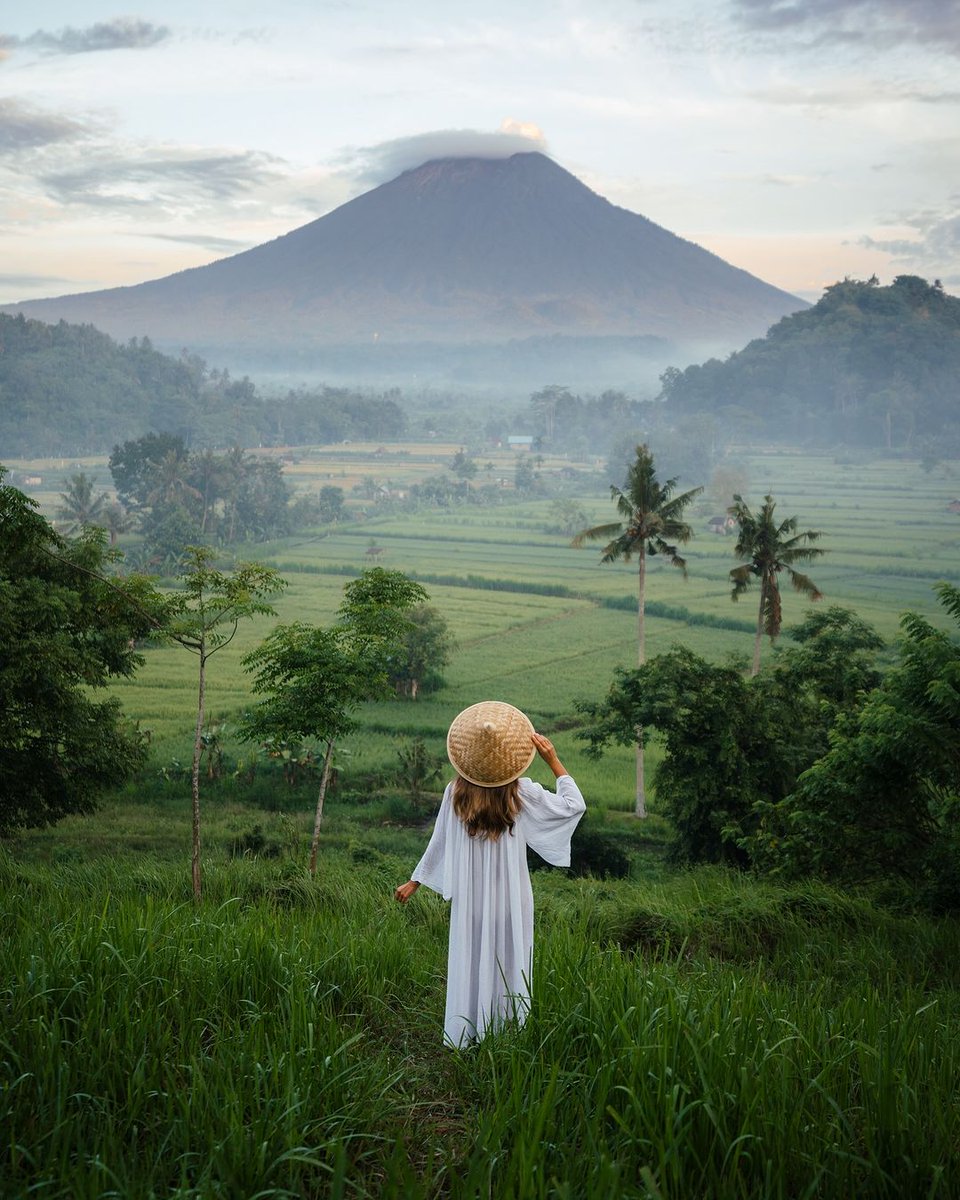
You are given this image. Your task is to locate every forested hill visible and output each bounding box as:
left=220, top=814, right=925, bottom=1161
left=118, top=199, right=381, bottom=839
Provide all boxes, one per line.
left=659, top=276, right=960, bottom=452
left=0, top=313, right=405, bottom=457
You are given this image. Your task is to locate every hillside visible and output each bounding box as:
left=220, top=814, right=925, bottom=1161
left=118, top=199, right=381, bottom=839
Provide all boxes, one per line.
left=0, top=313, right=405, bottom=456
left=3, top=153, right=804, bottom=378
left=659, top=276, right=960, bottom=450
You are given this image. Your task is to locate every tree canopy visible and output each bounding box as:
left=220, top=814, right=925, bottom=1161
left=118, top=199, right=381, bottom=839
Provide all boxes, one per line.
left=0, top=471, right=165, bottom=834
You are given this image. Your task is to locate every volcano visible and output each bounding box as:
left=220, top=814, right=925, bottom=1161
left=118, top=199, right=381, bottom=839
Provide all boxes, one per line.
left=6, top=152, right=804, bottom=376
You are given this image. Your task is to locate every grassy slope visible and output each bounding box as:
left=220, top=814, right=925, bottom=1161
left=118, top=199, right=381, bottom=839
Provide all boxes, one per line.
left=4, top=845, right=960, bottom=1199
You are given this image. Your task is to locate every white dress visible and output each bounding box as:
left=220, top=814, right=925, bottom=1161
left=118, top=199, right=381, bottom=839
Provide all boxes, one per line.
left=411, top=775, right=586, bottom=1048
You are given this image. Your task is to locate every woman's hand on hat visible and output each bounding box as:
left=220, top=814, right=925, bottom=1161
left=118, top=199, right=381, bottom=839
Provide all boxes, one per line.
left=532, top=732, right=566, bottom=779
left=395, top=880, right=420, bottom=904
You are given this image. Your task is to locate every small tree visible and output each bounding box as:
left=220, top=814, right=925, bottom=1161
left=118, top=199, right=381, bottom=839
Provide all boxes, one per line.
left=241, top=569, right=427, bottom=875
left=388, top=603, right=455, bottom=698
left=168, top=547, right=285, bottom=900
left=729, top=494, right=825, bottom=675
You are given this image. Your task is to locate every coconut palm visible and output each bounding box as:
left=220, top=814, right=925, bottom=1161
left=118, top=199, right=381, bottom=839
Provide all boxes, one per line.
left=100, top=501, right=134, bottom=546
left=55, top=472, right=108, bottom=535
left=573, top=444, right=703, bottom=816
left=728, top=493, right=825, bottom=676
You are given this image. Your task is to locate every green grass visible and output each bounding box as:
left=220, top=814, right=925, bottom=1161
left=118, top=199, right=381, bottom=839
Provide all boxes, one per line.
left=4, top=841, right=960, bottom=1199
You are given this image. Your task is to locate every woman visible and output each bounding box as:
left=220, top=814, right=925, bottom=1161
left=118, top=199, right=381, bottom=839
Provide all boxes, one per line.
left=395, top=701, right=586, bottom=1048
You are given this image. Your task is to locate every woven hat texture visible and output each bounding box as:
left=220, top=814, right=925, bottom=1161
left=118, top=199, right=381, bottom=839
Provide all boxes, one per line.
left=447, top=701, right=536, bottom=787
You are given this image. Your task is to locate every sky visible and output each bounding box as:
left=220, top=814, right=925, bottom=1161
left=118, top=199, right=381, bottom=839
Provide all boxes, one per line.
left=1, top=0, right=958, bottom=306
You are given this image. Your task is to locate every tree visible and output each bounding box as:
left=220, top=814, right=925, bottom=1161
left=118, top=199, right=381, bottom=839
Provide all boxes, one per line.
left=450, top=448, right=478, bottom=479
left=388, top=603, right=455, bottom=698
left=55, top=472, right=108, bottom=535
left=577, top=648, right=790, bottom=864
left=241, top=569, right=428, bottom=875
left=99, top=501, right=134, bottom=546
left=728, top=494, right=825, bottom=676
left=109, top=433, right=188, bottom=510
left=167, top=548, right=285, bottom=900
left=0, top=471, right=165, bottom=834
left=317, top=485, right=345, bottom=523
left=751, top=584, right=960, bottom=910
left=577, top=608, right=884, bottom=866
left=545, top=499, right=589, bottom=537
left=513, top=457, right=538, bottom=495
left=572, top=444, right=703, bottom=816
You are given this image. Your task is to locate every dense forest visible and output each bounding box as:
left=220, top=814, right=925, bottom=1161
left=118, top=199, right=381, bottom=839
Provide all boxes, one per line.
left=658, top=276, right=960, bottom=452
left=0, top=314, right=405, bottom=456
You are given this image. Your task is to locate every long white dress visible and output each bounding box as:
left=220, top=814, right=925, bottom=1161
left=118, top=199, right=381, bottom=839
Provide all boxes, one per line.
left=411, top=775, right=586, bottom=1048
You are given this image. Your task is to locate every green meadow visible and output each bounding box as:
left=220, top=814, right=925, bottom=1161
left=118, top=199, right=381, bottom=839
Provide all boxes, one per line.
left=4, top=446, right=960, bottom=1197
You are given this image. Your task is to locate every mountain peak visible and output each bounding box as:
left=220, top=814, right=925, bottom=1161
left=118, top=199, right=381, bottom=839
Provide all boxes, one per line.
left=4, top=152, right=804, bottom=374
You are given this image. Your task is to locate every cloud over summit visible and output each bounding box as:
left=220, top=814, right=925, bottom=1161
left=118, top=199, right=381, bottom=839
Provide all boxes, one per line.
left=345, top=123, right=549, bottom=184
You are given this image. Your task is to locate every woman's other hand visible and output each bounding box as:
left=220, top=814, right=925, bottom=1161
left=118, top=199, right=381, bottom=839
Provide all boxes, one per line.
left=394, top=880, right=420, bottom=904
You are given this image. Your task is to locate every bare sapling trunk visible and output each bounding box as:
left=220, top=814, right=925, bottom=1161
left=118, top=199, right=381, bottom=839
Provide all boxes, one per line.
left=636, top=550, right=647, bottom=819
left=191, top=652, right=207, bottom=901
left=309, top=739, right=336, bottom=877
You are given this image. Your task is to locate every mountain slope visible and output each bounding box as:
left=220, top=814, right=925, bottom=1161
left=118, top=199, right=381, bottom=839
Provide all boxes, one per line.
left=6, top=153, right=803, bottom=363
left=659, top=275, right=960, bottom=449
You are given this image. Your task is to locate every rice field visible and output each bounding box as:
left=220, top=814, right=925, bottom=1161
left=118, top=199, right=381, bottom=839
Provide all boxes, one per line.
left=10, top=444, right=958, bottom=808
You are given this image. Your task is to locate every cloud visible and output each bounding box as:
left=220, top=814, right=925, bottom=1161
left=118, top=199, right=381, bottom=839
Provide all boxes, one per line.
left=0, top=99, right=95, bottom=153
left=732, top=0, right=960, bottom=54
left=147, top=232, right=252, bottom=253
left=0, top=272, right=76, bottom=289
left=860, top=208, right=960, bottom=271
left=40, top=149, right=284, bottom=209
left=342, top=122, right=548, bottom=184
left=0, top=18, right=171, bottom=57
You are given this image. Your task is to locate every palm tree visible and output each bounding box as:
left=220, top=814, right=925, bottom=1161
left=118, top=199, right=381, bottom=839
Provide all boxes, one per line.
left=146, top=450, right=202, bottom=512
left=100, top=501, right=134, bottom=546
left=728, top=493, right=825, bottom=676
left=55, top=473, right=107, bottom=535
left=573, top=444, right=703, bottom=816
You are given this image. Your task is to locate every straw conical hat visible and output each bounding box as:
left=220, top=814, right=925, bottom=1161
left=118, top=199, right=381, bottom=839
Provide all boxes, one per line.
left=446, top=701, right=536, bottom=787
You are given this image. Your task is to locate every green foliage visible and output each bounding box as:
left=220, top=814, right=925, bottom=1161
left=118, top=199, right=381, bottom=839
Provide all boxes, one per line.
left=579, top=607, right=886, bottom=866
left=753, top=583, right=960, bottom=909
left=729, top=493, right=825, bottom=672
left=388, top=603, right=455, bottom=697
left=54, top=471, right=109, bottom=534
left=660, top=275, right=960, bottom=448
left=338, top=567, right=428, bottom=642
left=394, top=737, right=444, bottom=798
left=110, top=435, right=297, bottom=557
left=0, top=313, right=407, bottom=456
left=241, top=569, right=430, bottom=873
left=574, top=443, right=703, bottom=585
left=0, top=471, right=165, bottom=834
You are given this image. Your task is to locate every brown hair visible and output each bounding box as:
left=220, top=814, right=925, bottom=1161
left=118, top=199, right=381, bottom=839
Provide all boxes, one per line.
left=452, top=775, right=523, bottom=840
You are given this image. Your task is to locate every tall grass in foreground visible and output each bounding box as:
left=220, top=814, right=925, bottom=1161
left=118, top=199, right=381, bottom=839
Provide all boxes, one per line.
left=3, top=852, right=960, bottom=1198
